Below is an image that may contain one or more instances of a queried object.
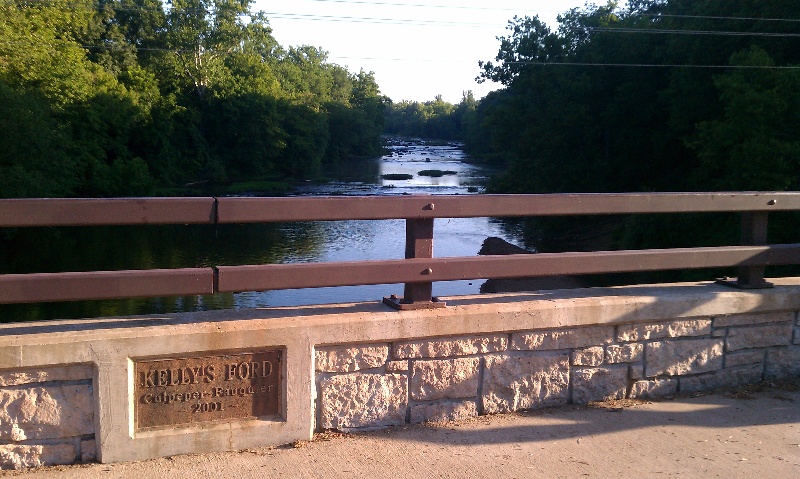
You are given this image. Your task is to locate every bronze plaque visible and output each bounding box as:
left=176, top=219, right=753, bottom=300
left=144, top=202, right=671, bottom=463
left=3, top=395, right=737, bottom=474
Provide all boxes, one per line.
left=134, top=350, right=281, bottom=430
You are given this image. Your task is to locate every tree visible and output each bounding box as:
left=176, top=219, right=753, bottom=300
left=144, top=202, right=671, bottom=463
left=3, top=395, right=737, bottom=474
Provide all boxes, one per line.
left=0, top=82, right=77, bottom=197
left=470, top=0, right=800, bottom=195
left=689, top=47, right=800, bottom=191
left=466, top=0, right=800, bottom=265
left=162, top=0, right=253, bottom=99
left=0, top=0, right=391, bottom=197
left=478, top=15, right=566, bottom=86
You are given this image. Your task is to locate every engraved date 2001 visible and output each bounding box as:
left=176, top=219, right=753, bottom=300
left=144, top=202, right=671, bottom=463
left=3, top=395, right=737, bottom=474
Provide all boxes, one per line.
left=191, top=401, right=224, bottom=413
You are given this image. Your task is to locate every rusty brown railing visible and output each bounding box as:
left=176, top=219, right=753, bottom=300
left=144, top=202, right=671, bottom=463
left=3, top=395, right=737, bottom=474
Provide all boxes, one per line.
left=1, top=192, right=799, bottom=310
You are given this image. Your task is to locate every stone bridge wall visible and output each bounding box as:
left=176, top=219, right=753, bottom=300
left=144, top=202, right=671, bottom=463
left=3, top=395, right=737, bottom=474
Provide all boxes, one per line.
left=316, top=313, right=799, bottom=430
left=2, top=280, right=800, bottom=469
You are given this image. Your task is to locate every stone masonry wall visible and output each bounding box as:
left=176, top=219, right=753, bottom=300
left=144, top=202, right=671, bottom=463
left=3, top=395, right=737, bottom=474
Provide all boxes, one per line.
left=316, top=311, right=800, bottom=431
left=0, top=365, right=95, bottom=470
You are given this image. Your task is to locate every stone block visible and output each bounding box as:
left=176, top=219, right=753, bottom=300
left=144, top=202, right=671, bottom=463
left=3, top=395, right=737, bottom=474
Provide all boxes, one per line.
left=393, top=335, right=507, bottom=359
left=617, top=319, right=711, bottom=342
left=386, top=360, right=409, bottom=372
left=571, top=347, right=604, bottom=366
left=512, top=326, right=613, bottom=351
left=606, top=344, right=643, bottom=364
left=725, top=323, right=792, bottom=352
left=410, top=358, right=480, bottom=401
left=0, top=365, right=93, bottom=387
left=571, top=366, right=628, bottom=404
left=410, top=400, right=478, bottom=425
left=0, top=384, right=93, bottom=441
left=315, top=345, right=388, bottom=372
left=714, top=311, right=795, bottom=328
left=630, top=363, right=645, bottom=380
left=80, top=439, right=96, bottom=463
left=0, top=443, right=75, bottom=470
left=629, top=379, right=677, bottom=399
left=482, top=353, right=569, bottom=414
left=725, top=350, right=765, bottom=368
left=765, top=347, right=800, bottom=380
left=645, top=339, right=724, bottom=377
left=319, top=373, right=407, bottom=431
left=795, top=328, right=800, bottom=345
left=679, top=364, right=763, bottom=394
left=0, top=347, right=20, bottom=370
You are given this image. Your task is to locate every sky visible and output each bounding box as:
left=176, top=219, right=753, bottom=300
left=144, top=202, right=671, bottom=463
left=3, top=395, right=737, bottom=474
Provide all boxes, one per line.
left=253, top=0, right=604, bottom=104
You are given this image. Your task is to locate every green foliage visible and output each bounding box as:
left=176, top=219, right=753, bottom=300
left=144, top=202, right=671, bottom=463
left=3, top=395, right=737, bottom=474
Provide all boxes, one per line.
left=472, top=0, right=800, bottom=196
left=689, top=47, right=800, bottom=191
left=469, top=0, right=800, bottom=260
left=0, top=81, right=77, bottom=197
left=0, top=0, right=388, bottom=198
left=326, top=71, right=388, bottom=161
left=384, top=91, right=477, bottom=141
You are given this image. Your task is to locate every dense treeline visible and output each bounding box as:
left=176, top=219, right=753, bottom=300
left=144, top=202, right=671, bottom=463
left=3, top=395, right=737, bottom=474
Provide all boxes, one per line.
left=384, top=92, right=477, bottom=141
left=471, top=0, right=800, bottom=195
left=463, top=0, right=800, bottom=264
left=0, top=0, right=387, bottom=198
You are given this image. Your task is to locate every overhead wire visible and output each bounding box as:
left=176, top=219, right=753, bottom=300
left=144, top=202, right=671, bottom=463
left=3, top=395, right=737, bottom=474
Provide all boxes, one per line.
left=260, top=12, right=499, bottom=28
left=647, top=13, right=800, bottom=23
left=504, top=61, right=800, bottom=69
left=5, top=0, right=800, bottom=24
left=3, top=1, right=799, bottom=71
left=298, top=0, right=800, bottom=23
left=4, top=36, right=797, bottom=71
left=303, top=0, right=800, bottom=25
left=297, top=0, right=555, bottom=14
left=228, top=10, right=800, bottom=37
left=587, top=26, right=800, bottom=37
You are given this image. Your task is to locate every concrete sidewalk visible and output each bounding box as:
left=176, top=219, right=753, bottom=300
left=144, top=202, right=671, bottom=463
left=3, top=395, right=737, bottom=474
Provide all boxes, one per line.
left=5, top=381, right=799, bottom=479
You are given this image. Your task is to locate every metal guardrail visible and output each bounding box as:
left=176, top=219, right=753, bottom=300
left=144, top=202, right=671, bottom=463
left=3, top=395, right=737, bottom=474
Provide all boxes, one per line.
left=1, top=192, right=799, bottom=310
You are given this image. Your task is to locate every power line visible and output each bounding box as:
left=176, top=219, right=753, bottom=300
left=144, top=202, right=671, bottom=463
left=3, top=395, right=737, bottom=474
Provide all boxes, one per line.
left=302, top=1, right=800, bottom=23
left=330, top=55, right=471, bottom=63
left=262, top=12, right=500, bottom=28
left=327, top=56, right=800, bottom=70
left=3, top=38, right=799, bottom=72
left=589, top=27, right=800, bottom=38
left=299, top=0, right=546, bottom=14
left=7, top=1, right=800, bottom=24
left=505, top=61, right=800, bottom=69
left=285, top=50, right=800, bottom=70
left=255, top=12, right=800, bottom=36
left=652, top=13, right=800, bottom=23
left=6, top=2, right=800, bottom=43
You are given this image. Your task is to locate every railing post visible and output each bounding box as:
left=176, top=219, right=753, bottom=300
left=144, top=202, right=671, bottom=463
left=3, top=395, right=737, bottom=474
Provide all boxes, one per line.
left=404, top=218, right=434, bottom=302
left=383, top=217, right=446, bottom=310
left=718, top=211, right=773, bottom=289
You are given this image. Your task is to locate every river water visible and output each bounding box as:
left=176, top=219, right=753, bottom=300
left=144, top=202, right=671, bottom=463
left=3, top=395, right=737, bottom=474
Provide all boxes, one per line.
left=0, top=139, right=521, bottom=322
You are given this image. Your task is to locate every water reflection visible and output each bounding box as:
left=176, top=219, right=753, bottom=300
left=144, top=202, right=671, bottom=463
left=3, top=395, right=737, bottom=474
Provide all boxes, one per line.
left=0, top=139, right=519, bottom=321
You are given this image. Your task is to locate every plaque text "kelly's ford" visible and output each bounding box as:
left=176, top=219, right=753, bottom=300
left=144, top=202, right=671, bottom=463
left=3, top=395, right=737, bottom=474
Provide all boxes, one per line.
left=134, top=350, right=281, bottom=430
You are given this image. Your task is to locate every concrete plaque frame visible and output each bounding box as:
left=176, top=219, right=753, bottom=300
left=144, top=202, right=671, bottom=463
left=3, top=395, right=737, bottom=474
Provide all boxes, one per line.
left=134, top=350, right=281, bottom=430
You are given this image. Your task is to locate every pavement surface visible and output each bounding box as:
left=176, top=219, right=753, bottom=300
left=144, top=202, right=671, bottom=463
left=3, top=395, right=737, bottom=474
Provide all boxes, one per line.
left=4, top=381, right=799, bottom=479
